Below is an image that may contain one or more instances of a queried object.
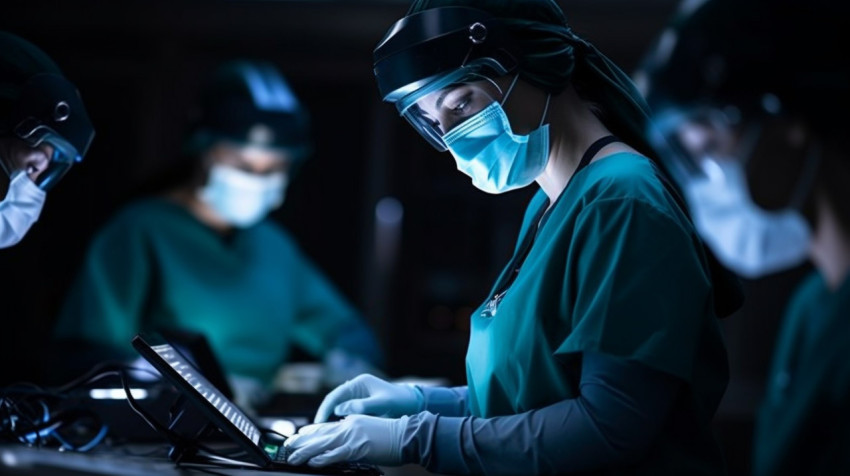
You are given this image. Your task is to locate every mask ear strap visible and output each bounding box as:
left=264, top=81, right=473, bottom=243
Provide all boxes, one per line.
left=538, top=94, right=551, bottom=127
left=500, top=73, right=521, bottom=107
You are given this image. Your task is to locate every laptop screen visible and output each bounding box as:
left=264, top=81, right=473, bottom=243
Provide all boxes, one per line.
left=132, top=332, right=384, bottom=476
left=155, top=327, right=234, bottom=400
left=131, top=332, right=269, bottom=465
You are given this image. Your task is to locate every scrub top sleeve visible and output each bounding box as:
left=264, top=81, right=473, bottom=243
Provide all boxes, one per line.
left=419, top=386, right=470, bottom=416
left=557, top=198, right=713, bottom=382
left=289, top=253, right=382, bottom=365
left=52, top=217, right=152, bottom=359
left=402, top=353, right=680, bottom=475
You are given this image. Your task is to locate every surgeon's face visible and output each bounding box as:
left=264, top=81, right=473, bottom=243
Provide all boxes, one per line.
left=0, top=136, right=53, bottom=196
left=204, top=141, right=291, bottom=176
left=668, top=108, right=813, bottom=210
left=669, top=109, right=741, bottom=161
left=415, top=78, right=504, bottom=136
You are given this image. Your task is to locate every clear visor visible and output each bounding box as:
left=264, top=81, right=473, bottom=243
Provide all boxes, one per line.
left=397, top=69, right=506, bottom=151
left=649, top=105, right=751, bottom=184
left=15, top=123, right=82, bottom=191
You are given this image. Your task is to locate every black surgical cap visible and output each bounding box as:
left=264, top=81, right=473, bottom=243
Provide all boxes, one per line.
left=407, top=0, right=577, bottom=94
left=407, top=0, right=662, bottom=165
left=186, top=60, right=312, bottom=162
left=639, top=0, right=850, bottom=136
left=0, top=31, right=63, bottom=126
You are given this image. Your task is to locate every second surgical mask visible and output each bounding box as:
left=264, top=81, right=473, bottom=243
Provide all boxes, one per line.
left=198, top=165, right=287, bottom=228
left=0, top=170, right=47, bottom=248
left=684, top=156, right=811, bottom=278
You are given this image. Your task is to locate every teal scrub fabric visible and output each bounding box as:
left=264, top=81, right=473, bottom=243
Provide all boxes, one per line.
left=465, top=152, right=729, bottom=473
left=754, top=271, right=850, bottom=476
left=52, top=197, right=379, bottom=384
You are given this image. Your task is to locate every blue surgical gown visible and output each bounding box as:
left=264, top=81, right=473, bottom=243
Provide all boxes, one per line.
left=51, top=197, right=381, bottom=385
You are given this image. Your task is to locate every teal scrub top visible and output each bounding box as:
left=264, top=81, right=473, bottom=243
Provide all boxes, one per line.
left=754, top=271, right=850, bottom=476
left=53, top=197, right=378, bottom=384
left=466, top=152, right=729, bottom=474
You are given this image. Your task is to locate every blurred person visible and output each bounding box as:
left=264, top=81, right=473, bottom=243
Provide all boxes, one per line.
left=281, top=0, right=744, bottom=474
left=49, top=60, right=383, bottom=408
left=635, top=0, right=850, bottom=474
left=0, top=31, right=93, bottom=248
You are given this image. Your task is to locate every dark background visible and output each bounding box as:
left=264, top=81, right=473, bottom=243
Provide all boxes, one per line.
left=0, top=1, right=813, bottom=474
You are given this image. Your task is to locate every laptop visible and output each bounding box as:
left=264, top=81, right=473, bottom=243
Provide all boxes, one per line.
left=157, top=327, right=324, bottom=421
left=155, top=327, right=234, bottom=400
left=131, top=332, right=382, bottom=475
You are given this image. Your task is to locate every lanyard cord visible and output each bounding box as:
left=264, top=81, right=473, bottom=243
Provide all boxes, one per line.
left=481, top=134, right=620, bottom=317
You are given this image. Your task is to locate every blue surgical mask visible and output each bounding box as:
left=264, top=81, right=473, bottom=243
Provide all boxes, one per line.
left=442, top=80, right=551, bottom=194
left=0, top=170, right=46, bottom=248
left=198, top=165, right=287, bottom=228
left=684, top=156, right=811, bottom=278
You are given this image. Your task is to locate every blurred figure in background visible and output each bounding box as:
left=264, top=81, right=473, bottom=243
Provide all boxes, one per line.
left=0, top=31, right=93, bottom=249
left=635, top=0, right=850, bottom=474
left=49, top=59, right=383, bottom=408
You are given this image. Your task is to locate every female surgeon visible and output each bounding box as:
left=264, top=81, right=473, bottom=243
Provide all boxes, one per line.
left=284, top=0, right=742, bottom=474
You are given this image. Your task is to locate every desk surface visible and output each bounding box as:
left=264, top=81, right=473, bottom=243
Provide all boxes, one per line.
left=0, top=443, right=292, bottom=475
left=0, top=444, right=436, bottom=476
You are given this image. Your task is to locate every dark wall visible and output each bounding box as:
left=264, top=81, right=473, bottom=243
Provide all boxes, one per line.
left=0, top=0, right=682, bottom=381
left=0, top=2, right=803, bottom=474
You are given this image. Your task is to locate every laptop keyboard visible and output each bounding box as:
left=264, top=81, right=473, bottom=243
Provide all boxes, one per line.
left=271, top=444, right=382, bottom=475
left=272, top=443, right=294, bottom=462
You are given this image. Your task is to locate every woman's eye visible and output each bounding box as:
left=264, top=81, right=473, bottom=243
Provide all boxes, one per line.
left=451, top=98, right=469, bottom=113
left=440, top=87, right=473, bottom=115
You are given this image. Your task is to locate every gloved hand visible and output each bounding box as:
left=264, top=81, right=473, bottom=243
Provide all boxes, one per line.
left=314, top=373, right=424, bottom=423
left=284, top=415, right=408, bottom=467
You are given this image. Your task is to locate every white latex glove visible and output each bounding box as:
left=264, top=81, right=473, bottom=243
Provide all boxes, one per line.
left=284, top=415, right=408, bottom=467
left=314, top=373, right=423, bottom=423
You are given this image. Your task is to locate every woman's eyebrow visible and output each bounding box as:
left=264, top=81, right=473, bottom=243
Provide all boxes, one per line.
left=435, top=88, right=451, bottom=110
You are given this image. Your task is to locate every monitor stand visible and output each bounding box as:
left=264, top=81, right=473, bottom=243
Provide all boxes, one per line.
left=165, top=393, right=218, bottom=464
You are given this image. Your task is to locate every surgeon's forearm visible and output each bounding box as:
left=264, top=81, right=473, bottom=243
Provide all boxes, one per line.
left=418, top=385, right=469, bottom=416
left=402, top=353, right=681, bottom=475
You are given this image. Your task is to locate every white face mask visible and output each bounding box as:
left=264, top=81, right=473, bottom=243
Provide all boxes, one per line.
left=684, top=157, right=811, bottom=278
left=0, top=170, right=47, bottom=248
left=198, top=165, right=287, bottom=228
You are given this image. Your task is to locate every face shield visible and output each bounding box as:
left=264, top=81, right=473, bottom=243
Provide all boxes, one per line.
left=398, top=68, right=510, bottom=151
left=648, top=91, right=788, bottom=186
left=648, top=98, right=817, bottom=278
left=373, top=7, right=521, bottom=151
left=5, top=73, right=94, bottom=191
left=10, top=120, right=82, bottom=190
left=187, top=60, right=312, bottom=168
